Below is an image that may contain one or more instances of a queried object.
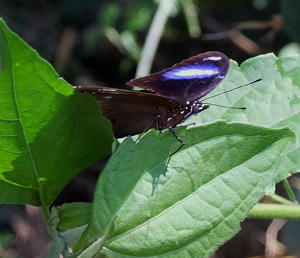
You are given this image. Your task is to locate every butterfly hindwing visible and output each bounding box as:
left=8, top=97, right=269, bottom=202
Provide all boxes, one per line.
left=75, top=86, right=181, bottom=137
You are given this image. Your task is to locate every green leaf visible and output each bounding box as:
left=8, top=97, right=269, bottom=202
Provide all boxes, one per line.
left=78, top=217, right=116, bottom=258
left=79, top=122, right=294, bottom=257
left=53, top=203, right=93, bottom=230
left=47, top=225, right=88, bottom=258
left=193, top=53, right=300, bottom=183
left=0, top=19, right=114, bottom=206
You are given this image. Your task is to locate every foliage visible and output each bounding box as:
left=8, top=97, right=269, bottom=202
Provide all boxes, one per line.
left=0, top=14, right=300, bottom=258
left=0, top=19, right=113, bottom=209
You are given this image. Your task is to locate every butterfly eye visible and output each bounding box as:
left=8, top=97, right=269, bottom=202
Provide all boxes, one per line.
left=191, top=102, right=205, bottom=114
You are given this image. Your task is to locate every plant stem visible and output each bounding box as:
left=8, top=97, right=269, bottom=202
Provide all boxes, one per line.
left=265, top=192, right=297, bottom=205
left=248, top=203, right=300, bottom=220
left=283, top=178, right=297, bottom=202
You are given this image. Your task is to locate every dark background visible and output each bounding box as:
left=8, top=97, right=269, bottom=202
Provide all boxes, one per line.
left=0, top=0, right=300, bottom=257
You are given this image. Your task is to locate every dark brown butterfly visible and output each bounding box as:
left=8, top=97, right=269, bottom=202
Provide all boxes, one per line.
left=75, top=51, right=230, bottom=141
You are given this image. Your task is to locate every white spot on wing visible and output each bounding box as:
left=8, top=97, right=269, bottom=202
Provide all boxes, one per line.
left=203, top=56, right=222, bottom=61
left=163, top=65, right=220, bottom=80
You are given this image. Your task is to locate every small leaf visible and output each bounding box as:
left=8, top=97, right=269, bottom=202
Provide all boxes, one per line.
left=55, top=203, right=93, bottom=230
left=47, top=225, right=87, bottom=258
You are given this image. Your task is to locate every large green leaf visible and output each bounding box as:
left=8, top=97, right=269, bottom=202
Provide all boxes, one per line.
left=77, top=122, right=294, bottom=257
left=0, top=19, right=114, bottom=206
left=192, top=53, right=300, bottom=182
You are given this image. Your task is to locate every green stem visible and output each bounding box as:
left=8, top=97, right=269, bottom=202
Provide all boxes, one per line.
left=265, top=192, right=297, bottom=205
left=38, top=182, right=50, bottom=221
left=283, top=178, right=297, bottom=202
left=38, top=182, right=59, bottom=241
left=248, top=203, right=300, bottom=220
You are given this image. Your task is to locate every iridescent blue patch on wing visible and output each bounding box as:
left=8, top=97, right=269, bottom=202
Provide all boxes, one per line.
left=162, top=65, right=220, bottom=80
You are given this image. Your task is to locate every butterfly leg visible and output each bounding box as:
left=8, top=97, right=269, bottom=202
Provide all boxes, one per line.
left=135, top=115, right=160, bottom=143
left=165, top=127, right=185, bottom=173
left=186, top=121, right=196, bottom=127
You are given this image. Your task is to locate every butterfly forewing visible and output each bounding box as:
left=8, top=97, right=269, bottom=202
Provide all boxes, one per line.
left=126, top=51, right=229, bottom=103
left=75, top=86, right=181, bottom=137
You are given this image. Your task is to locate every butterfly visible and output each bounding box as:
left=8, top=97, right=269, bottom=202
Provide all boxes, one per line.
left=75, top=51, right=230, bottom=142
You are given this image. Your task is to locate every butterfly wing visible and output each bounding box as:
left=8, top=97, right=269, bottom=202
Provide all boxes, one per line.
left=126, top=51, right=229, bottom=103
left=75, top=86, right=181, bottom=138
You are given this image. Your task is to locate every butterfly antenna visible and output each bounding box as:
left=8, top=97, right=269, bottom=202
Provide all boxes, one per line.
left=202, top=103, right=246, bottom=109
left=201, top=78, right=262, bottom=102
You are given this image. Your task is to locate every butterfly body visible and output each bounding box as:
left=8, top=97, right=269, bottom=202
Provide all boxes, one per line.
left=159, top=100, right=209, bottom=129
left=75, top=51, right=229, bottom=137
